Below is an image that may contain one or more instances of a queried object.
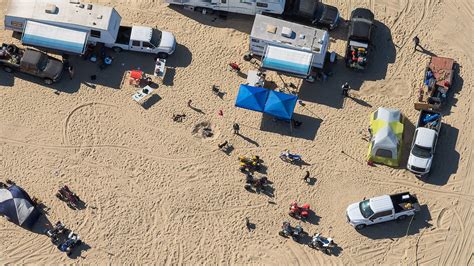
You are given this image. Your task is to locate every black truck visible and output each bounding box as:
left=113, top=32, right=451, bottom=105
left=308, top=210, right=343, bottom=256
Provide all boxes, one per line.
left=0, top=44, right=63, bottom=84
left=283, top=0, right=340, bottom=30
left=345, top=8, right=375, bottom=70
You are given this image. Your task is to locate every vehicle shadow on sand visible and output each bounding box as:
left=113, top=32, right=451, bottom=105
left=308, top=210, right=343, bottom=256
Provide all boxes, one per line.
left=168, top=5, right=253, bottom=34
left=422, top=124, right=459, bottom=185
left=299, top=20, right=396, bottom=109
left=11, top=44, right=192, bottom=93
left=357, top=204, right=431, bottom=239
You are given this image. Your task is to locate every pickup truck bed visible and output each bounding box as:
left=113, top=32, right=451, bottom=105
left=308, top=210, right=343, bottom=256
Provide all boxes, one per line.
left=417, top=110, right=442, bottom=132
left=390, top=192, right=420, bottom=213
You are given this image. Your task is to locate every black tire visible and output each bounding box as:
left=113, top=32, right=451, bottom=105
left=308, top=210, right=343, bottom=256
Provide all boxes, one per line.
left=112, top=47, right=122, bottom=53
left=397, top=215, right=408, bottom=221
left=3, top=66, right=13, bottom=73
left=278, top=231, right=287, bottom=237
left=355, top=224, right=366, bottom=230
left=157, top=52, right=169, bottom=59
left=243, top=53, right=252, bottom=61
left=44, top=78, right=53, bottom=85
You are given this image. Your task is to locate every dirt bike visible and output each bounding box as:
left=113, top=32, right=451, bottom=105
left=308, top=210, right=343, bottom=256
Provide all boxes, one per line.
left=279, top=150, right=302, bottom=164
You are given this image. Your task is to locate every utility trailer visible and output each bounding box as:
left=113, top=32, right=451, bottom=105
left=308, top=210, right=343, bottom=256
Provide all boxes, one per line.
left=414, top=56, right=455, bottom=111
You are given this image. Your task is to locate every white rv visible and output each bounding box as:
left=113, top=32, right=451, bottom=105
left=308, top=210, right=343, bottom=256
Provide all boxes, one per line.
left=248, top=14, right=329, bottom=77
left=4, top=0, right=176, bottom=57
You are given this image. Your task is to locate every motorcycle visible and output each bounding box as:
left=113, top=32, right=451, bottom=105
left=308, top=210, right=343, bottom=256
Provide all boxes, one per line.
left=58, top=231, right=82, bottom=256
left=45, top=221, right=67, bottom=244
left=279, top=150, right=302, bottom=164
left=289, top=202, right=310, bottom=220
left=56, top=185, right=82, bottom=210
left=278, top=222, right=305, bottom=241
left=308, top=233, right=336, bottom=255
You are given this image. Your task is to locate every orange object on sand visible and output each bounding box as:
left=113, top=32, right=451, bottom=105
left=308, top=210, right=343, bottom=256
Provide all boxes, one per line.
left=130, top=70, right=143, bottom=80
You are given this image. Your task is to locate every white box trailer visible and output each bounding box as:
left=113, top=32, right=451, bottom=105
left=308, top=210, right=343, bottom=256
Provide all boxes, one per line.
left=249, top=14, right=329, bottom=75
left=5, top=0, right=121, bottom=45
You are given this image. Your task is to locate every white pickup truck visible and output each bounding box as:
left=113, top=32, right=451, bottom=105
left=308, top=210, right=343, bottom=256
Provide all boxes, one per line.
left=106, top=26, right=176, bottom=58
left=346, top=192, right=420, bottom=230
left=407, top=110, right=442, bottom=177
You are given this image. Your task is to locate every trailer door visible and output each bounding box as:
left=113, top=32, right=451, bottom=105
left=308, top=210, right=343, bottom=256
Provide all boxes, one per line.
left=22, top=21, right=88, bottom=55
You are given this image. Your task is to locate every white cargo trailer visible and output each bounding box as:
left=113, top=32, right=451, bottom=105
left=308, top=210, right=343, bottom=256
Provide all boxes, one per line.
left=248, top=14, right=329, bottom=77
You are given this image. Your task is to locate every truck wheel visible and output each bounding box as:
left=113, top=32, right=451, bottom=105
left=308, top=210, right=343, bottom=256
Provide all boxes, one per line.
left=3, top=66, right=13, bottom=73
left=157, top=52, right=169, bottom=59
left=397, top=215, right=408, bottom=221
left=243, top=53, right=252, bottom=61
left=355, top=224, right=366, bottom=230
left=43, top=78, right=53, bottom=85
left=112, top=47, right=122, bottom=53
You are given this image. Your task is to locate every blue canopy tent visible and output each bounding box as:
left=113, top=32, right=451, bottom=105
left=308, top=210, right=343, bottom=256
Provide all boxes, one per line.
left=0, top=185, right=41, bottom=229
left=263, top=90, right=298, bottom=120
left=235, top=84, right=269, bottom=112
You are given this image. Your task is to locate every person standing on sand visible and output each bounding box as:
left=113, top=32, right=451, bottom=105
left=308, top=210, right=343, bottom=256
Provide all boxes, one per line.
left=303, top=171, right=310, bottom=183
left=413, top=36, right=421, bottom=52
left=187, top=100, right=192, bottom=107
left=233, top=123, right=240, bottom=135
left=342, top=82, right=350, bottom=97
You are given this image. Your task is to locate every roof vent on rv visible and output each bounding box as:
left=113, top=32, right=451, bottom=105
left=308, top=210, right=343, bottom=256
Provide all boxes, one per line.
left=87, top=4, right=93, bottom=10
left=78, top=3, right=85, bottom=8
left=281, top=27, right=293, bottom=38
left=266, top=25, right=277, bottom=34
left=97, top=15, right=103, bottom=19
left=45, top=4, right=58, bottom=14
left=69, top=0, right=80, bottom=3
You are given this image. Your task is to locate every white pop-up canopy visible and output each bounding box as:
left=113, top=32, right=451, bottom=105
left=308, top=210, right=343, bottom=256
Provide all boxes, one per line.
left=22, top=21, right=88, bottom=54
left=262, top=45, right=313, bottom=77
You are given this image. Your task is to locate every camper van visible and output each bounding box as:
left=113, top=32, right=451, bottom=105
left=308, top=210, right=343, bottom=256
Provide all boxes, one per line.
left=166, top=0, right=340, bottom=30
left=247, top=15, right=329, bottom=77
left=4, top=0, right=176, bottom=57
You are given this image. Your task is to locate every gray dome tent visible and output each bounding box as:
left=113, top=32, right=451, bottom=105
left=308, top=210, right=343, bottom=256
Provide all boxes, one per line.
left=0, top=185, right=41, bottom=229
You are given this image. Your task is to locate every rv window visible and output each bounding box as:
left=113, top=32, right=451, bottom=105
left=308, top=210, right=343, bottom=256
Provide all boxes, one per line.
left=132, top=40, right=141, bottom=47
left=90, top=30, right=101, bottom=38
left=221, top=0, right=226, bottom=3
left=143, top=42, right=154, bottom=48
left=256, top=2, right=268, bottom=7
left=11, top=21, right=23, bottom=28
left=251, top=39, right=260, bottom=43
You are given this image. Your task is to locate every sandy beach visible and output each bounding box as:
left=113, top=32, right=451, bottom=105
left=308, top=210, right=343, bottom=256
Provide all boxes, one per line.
left=0, top=0, right=472, bottom=264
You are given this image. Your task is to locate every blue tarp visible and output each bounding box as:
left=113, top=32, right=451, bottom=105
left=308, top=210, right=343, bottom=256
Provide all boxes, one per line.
left=263, top=90, right=298, bottom=120
left=235, top=84, right=269, bottom=112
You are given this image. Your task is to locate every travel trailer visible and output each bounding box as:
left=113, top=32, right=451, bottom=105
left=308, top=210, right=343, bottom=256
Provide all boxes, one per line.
left=4, top=0, right=176, bottom=57
left=166, top=0, right=340, bottom=30
left=246, top=14, right=329, bottom=77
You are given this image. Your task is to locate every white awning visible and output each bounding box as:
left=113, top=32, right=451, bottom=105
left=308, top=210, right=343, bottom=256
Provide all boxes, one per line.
left=349, top=40, right=368, bottom=49
left=262, top=45, right=313, bottom=77
left=22, top=21, right=88, bottom=54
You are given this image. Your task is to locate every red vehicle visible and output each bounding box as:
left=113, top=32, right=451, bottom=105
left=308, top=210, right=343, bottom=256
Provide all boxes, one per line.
left=289, top=201, right=310, bottom=220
